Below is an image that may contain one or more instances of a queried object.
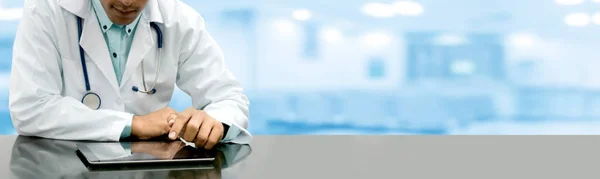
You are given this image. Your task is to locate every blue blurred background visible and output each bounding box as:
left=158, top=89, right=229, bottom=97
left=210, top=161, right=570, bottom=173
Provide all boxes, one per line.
left=3, top=0, right=600, bottom=135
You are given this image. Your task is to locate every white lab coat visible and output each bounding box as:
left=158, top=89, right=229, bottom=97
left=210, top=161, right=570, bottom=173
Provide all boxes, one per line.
left=8, top=0, right=252, bottom=144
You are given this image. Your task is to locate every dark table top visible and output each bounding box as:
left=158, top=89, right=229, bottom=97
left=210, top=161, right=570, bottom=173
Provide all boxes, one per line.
left=2, top=135, right=600, bottom=179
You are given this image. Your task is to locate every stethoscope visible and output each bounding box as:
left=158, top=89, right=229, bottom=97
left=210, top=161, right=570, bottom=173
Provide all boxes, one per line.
left=77, top=16, right=163, bottom=110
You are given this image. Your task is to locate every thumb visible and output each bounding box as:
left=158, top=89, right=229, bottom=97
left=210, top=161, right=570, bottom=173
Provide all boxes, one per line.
left=170, top=108, right=195, bottom=140
left=164, top=124, right=172, bottom=136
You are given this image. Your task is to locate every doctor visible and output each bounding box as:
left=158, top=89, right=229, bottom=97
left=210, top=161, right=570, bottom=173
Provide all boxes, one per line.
left=9, top=0, right=252, bottom=149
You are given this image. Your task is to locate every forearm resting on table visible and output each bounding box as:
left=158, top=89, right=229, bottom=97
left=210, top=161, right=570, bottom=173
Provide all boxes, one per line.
left=9, top=93, right=133, bottom=141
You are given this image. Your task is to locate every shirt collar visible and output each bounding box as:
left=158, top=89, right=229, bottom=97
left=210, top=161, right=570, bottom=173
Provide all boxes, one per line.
left=91, top=0, right=143, bottom=35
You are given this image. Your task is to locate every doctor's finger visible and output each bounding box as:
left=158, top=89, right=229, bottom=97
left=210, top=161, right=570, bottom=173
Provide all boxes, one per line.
left=195, top=119, right=212, bottom=148
left=170, top=110, right=194, bottom=140
left=183, top=113, right=204, bottom=142
left=168, top=114, right=177, bottom=126
left=203, top=124, right=222, bottom=150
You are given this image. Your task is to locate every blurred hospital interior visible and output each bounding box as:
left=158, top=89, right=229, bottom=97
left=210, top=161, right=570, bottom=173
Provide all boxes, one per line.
left=2, top=0, right=600, bottom=135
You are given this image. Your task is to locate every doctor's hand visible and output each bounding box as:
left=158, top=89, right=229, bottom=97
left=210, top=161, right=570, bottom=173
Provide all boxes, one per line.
left=132, top=107, right=179, bottom=140
left=169, top=107, right=225, bottom=150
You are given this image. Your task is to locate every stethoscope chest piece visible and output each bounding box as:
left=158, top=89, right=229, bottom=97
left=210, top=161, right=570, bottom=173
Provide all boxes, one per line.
left=82, top=92, right=101, bottom=110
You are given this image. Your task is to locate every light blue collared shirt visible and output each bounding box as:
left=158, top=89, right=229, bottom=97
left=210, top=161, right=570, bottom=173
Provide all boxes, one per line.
left=91, top=0, right=241, bottom=142
left=91, top=0, right=143, bottom=138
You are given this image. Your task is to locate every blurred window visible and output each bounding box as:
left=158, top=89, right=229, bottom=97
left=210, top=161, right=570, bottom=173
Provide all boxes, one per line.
left=220, top=9, right=255, bottom=27
left=0, top=38, right=13, bottom=71
left=368, top=57, right=386, bottom=79
left=406, top=33, right=505, bottom=81
left=302, top=22, right=319, bottom=59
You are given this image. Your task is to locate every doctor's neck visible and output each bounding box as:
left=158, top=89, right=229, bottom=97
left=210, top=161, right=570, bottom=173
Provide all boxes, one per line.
left=100, top=0, right=149, bottom=25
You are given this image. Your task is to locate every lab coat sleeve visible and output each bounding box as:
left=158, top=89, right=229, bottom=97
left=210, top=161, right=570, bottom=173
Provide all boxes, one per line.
left=176, top=13, right=252, bottom=145
left=8, top=0, right=133, bottom=141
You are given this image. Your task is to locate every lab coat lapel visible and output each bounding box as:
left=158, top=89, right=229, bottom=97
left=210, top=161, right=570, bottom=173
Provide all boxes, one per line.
left=122, top=18, right=154, bottom=88
left=122, top=0, right=163, bottom=87
left=79, top=12, right=120, bottom=92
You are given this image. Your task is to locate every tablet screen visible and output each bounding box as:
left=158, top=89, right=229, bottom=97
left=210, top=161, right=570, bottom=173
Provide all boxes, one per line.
left=77, top=141, right=217, bottom=163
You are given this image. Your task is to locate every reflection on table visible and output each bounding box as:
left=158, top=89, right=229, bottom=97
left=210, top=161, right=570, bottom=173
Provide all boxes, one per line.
left=9, top=136, right=252, bottom=179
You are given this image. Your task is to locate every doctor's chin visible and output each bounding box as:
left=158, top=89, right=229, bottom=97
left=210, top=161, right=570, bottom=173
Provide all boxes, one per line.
left=2, top=0, right=600, bottom=136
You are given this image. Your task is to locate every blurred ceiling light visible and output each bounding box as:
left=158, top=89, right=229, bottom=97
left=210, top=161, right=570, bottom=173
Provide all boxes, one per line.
left=292, top=9, right=312, bottom=21
left=451, top=60, right=475, bottom=75
left=392, top=1, right=424, bottom=16
left=0, top=8, right=22, bottom=21
left=555, top=0, right=586, bottom=5
left=593, top=12, right=600, bottom=24
left=433, top=33, right=467, bottom=46
left=361, top=2, right=396, bottom=18
left=593, top=0, right=600, bottom=3
left=320, top=27, right=343, bottom=44
left=273, top=20, right=296, bottom=36
left=564, top=12, right=591, bottom=27
left=508, top=33, right=536, bottom=49
left=361, top=32, right=392, bottom=49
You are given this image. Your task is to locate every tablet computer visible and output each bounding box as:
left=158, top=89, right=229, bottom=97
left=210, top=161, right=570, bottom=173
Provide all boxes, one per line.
left=76, top=140, right=217, bottom=169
